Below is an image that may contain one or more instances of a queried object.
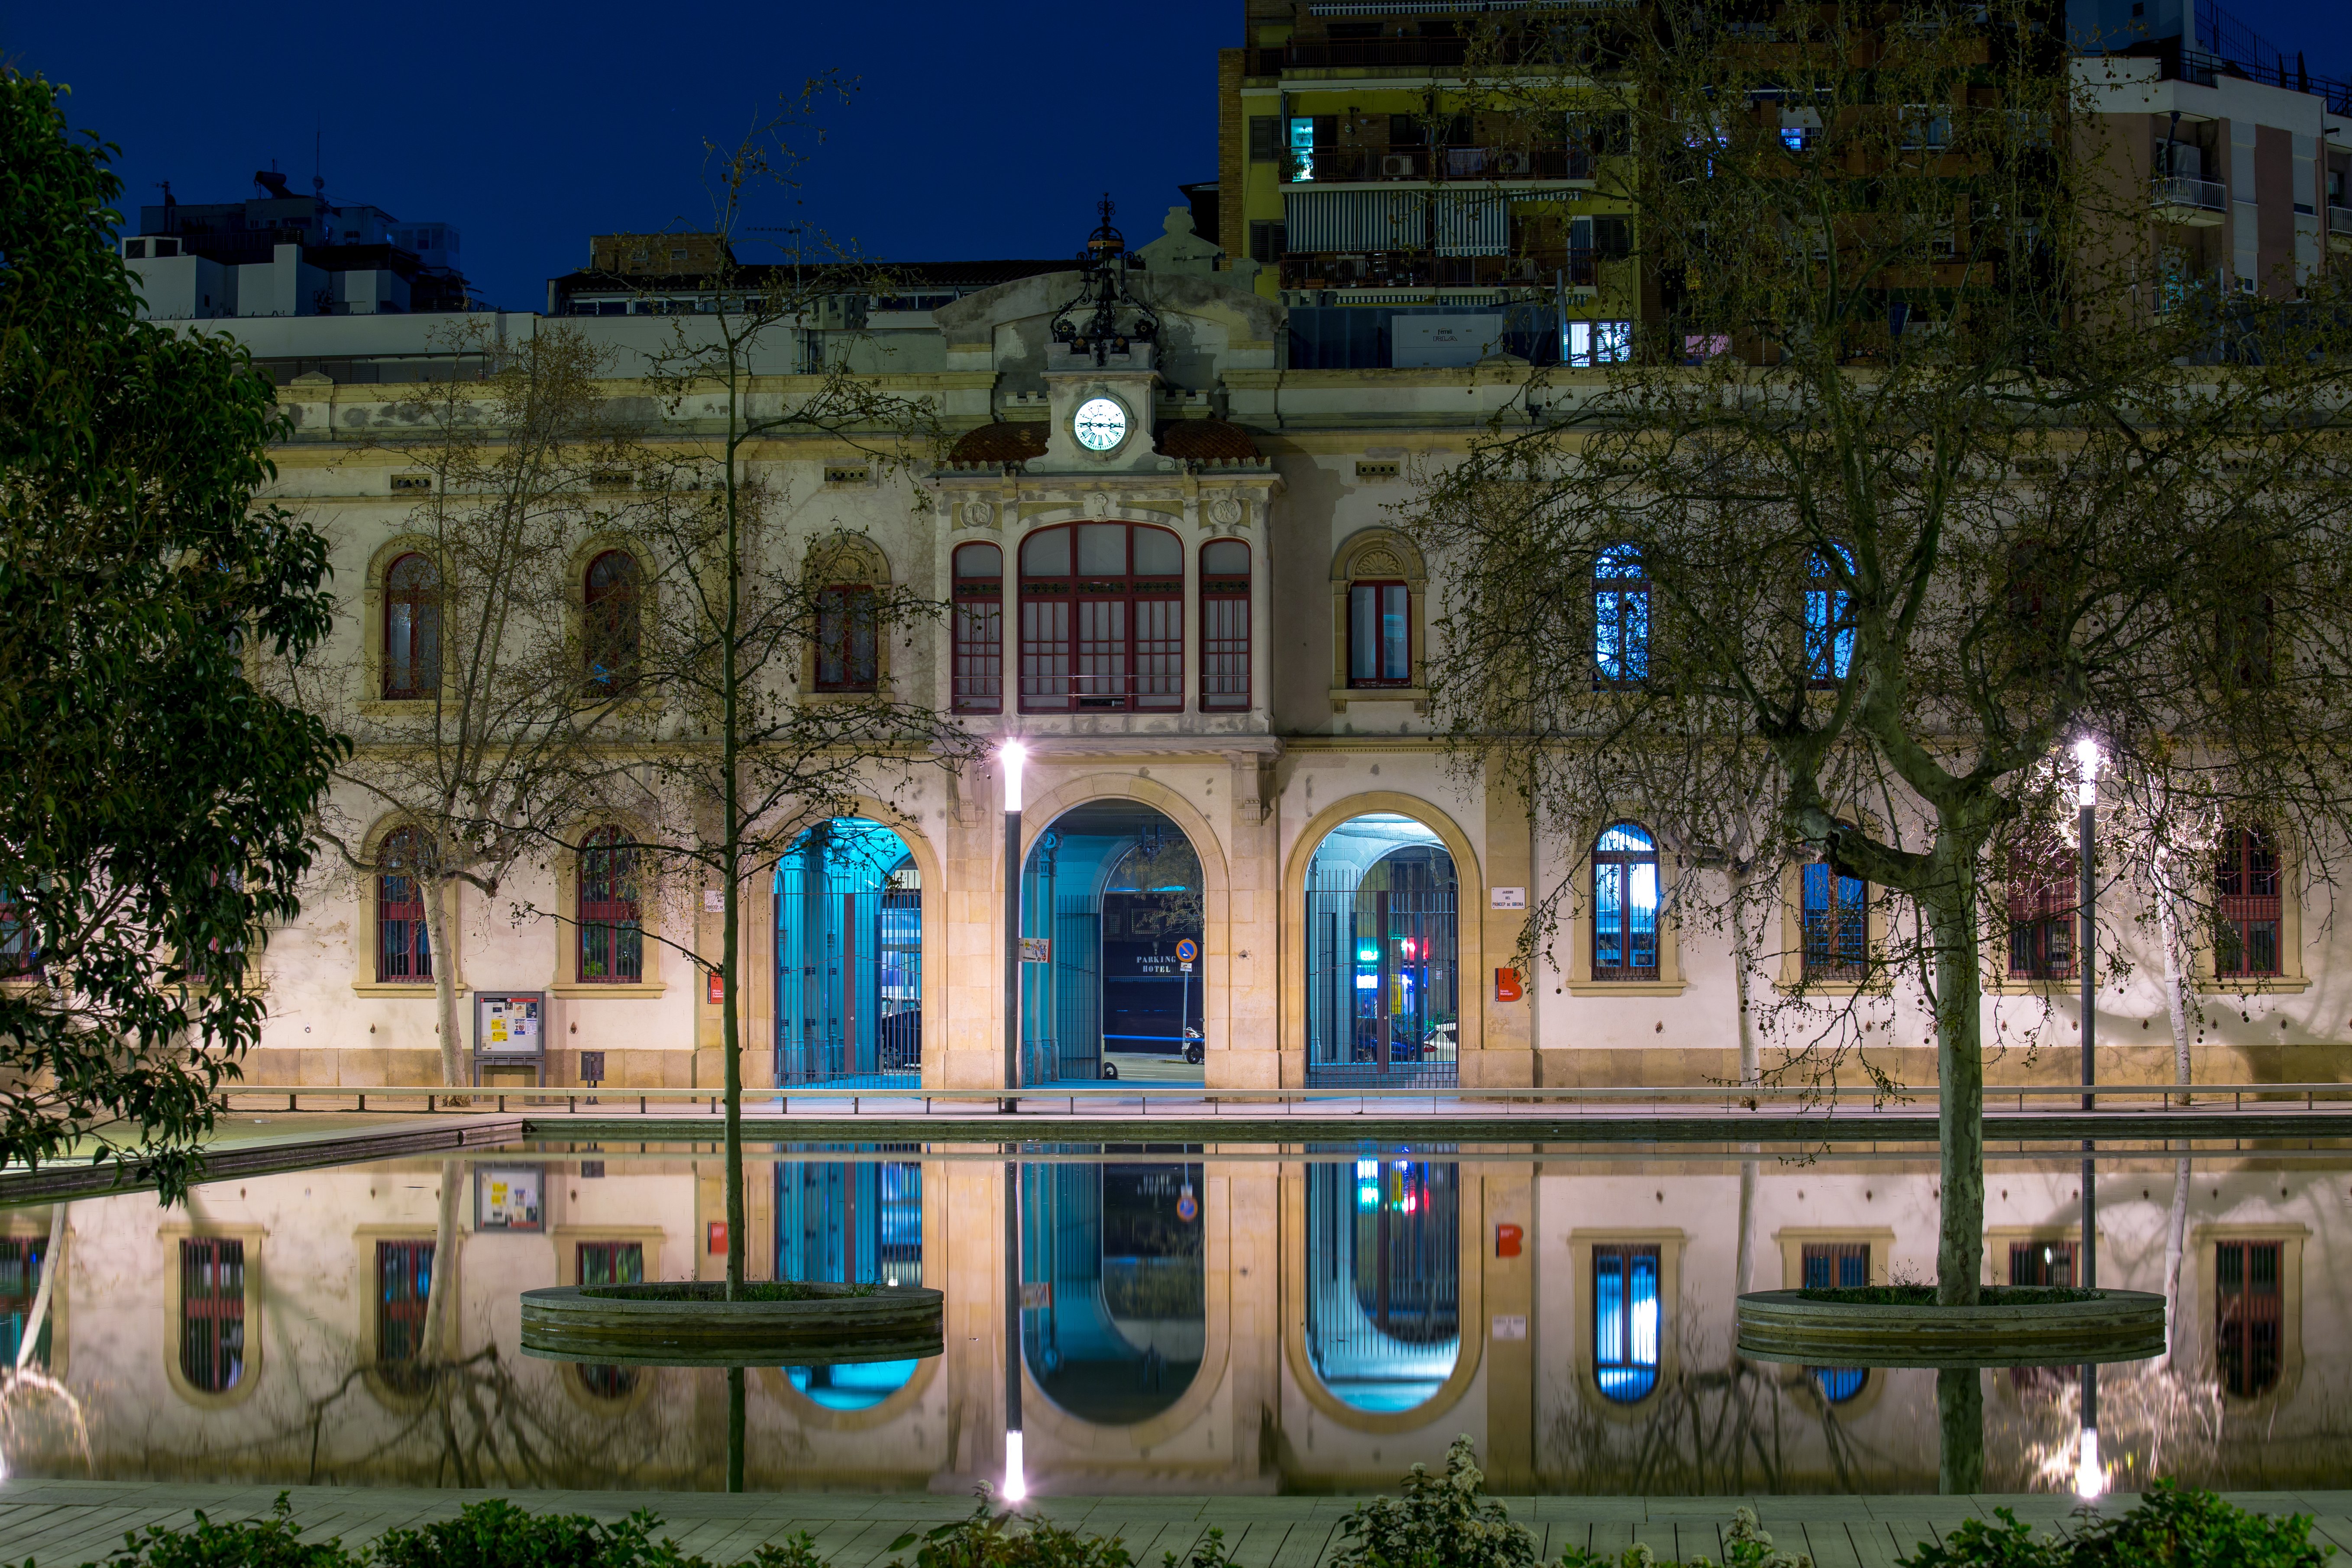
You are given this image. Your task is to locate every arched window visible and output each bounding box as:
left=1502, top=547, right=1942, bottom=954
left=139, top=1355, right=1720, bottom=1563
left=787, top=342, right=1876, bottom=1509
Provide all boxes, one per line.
left=577, top=827, right=642, bottom=983
left=1800, top=837, right=1868, bottom=982
left=382, top=552, right=441, bottom=700
left=1805, top=546, right=1854, bottom=684
left=180, top=1237, right=246, bottom=1393
left=1592, top=822, right=1660, bottom=981
left=1306, top=1159, right=1460, bottom=1412
left=1018, top=523, right=1183, bottom=712
left=376, top=827, right=432, bottom=983
left=375, top=1238, right=434, bottom=1394
left=2216, top=826, right=2281, bottom=977
left=1799, top=1242, right=1868, bottom=1405
left=2003, top=828, right=2075, bottom=980
left=951, top=542, right=1003, bottom=713
left=583, top=550, right=641, bottom=697
left=576, top=1240, right=642, bottom=1400
left=815, top=584, right=880, bottom=692
left=2219, top=596, right=2276, bottom=690
left=1201, top=539, right=1251, bottom=709
left=1594, top=544, right=1649, bottom=685
left=2215, top=1238, right=2283, bottom=1397
left=1594, top=1242, right=1660, bottom=1402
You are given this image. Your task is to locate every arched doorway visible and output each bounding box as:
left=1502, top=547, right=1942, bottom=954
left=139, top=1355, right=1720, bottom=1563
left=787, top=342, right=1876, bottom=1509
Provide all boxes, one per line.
left=1022, top=1161, right=1206, bottom=1426
left=1304, top=1158, right=1460, bottom=1412
left=776, top=1154, right=923, bottom=1410
left=1021, top=801, right=1204, bottom=1085
left=775, top=818, right=921, bottom=1087
left=1305, top=813, right=1459, bottom=1086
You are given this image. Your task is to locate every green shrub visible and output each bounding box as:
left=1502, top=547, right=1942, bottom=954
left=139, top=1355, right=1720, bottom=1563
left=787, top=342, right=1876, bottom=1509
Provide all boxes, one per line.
left=1325, top=1436, right=1539, bottom=1568
left=1900, top=1480, right=2334, bottom=1568
left=883, top=1490, right=1132, bottom=1568
left=82, top=1497, right=358, bottom=1568
left=1556, top=1505, right=1816, bottom=1568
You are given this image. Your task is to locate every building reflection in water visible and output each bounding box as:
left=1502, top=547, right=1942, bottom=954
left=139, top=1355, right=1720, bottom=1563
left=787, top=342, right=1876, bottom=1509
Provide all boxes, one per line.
left=1021, top=1160, right=1205, bottom=1425
left=6, top=1143, right=2349, bottom=1494
left=1305, top=1159, right=1459, bottom=1411
left=779, top=1155, right=923, bottom=1410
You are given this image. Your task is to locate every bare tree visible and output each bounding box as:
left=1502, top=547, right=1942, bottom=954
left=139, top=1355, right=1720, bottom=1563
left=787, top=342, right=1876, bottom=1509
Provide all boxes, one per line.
left=286, top=322, right=639, bottom=1087
left=563, top=80, right=978, bottom=1491
left=1408, top=0, right=2352, bottom=1490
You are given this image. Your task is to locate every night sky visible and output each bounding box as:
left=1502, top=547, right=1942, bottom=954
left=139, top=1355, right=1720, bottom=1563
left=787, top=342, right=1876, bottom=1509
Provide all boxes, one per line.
left=9, top=0, right=2349, bottom=313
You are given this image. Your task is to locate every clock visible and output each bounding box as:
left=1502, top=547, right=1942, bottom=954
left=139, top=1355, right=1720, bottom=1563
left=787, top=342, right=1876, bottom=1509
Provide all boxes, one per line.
left=1072, top=396, right=1129, bottom=452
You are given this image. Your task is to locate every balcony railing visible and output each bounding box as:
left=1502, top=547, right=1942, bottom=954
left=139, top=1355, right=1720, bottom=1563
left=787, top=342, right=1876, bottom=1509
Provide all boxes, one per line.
left=1281, top=246, right=1606, bottom=292
left=1288, top=144, right=1594, bottom=184
left=1248, top=39, right=1470, bottom=73
left=2330, top=205, right=2352, bottom=237
left=2150, top=175, right=2227, bottom=213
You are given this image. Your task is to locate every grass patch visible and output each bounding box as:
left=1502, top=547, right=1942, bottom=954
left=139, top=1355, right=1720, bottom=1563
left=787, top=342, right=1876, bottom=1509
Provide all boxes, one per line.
left=1796, top=1283, right=2100, bottom=1306
left=577, top=1280, right=876, bottom=1303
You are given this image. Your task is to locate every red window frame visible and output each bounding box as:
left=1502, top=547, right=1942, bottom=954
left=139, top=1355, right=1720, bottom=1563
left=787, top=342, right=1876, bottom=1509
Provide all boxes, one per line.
left=376, top=828, right=432, bottom=983
left=815, top=584, right=880, bottom=692
left=583, top=550, right=641, bottom=697
left=1347, top=581, right=1412, bottom=688
left=2215, top=1239, right=2283, bottom=1397
left=951, top=542, right=1003, bottom=713
left=0, top=887, right=36, bottom=980
left=1019, top=523, right=1184, bottom=713
left=1200, top=539, right=1251, bottom=710
left=382, top=552, right=440, bottom=700
left=181, top=1237, right=246, bottom=1393
left=2005, top=833, right=2076, bottom=981
left=2216, top=826, right=2282, bottom=978
left=375, top=1238, right=434, bottom=1372
left=578, top=826, right=643, bottom=983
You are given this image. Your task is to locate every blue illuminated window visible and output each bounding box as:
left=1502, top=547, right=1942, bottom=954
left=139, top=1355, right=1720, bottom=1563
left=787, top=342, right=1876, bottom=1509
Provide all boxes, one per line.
left=1594, top=544, right=1650, bottom=684
left=1592, top=822, right=1660, bottom=981
left=1801, top=843, right=1868, bottom=981
left=1594, top=1243, right=1660, bottom=1401
left=1805, top=546, right=1855, bottom=684
left=1801, top=1242, right=1870, bottom=1403
left=1289, top=117, right=1318, bottom=181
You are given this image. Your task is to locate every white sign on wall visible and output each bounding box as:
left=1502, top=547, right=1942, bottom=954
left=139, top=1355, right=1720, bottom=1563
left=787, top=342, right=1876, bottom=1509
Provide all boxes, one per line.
left=1393, top=315, right=1505, bottom=369
left=1491, top=1313, right=1529, bottom=1341
left=1490, top=886, right=1527, bottom=910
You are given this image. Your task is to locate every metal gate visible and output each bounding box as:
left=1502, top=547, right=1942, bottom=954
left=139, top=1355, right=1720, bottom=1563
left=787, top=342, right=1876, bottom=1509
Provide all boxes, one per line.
left=1304, top=1160, right=1460, bottom=1411
left=776, top=821, right=920, bottom=1087
left=1307, top=841, right=1459, bottom=1087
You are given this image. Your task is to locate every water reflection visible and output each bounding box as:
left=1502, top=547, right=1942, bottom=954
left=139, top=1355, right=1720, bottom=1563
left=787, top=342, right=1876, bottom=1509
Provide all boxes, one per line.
left=1305, top=1159, right=1459, bottom=1411
left=1021, top=1160, right=1205, bottom=1424
left=4, top=1140, right=2349, bottom=1494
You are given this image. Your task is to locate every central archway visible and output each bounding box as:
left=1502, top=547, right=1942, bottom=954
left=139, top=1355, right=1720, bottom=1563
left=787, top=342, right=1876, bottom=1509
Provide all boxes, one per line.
left=776, top=1154, right=923, bottom=1410
left=1304, top=1158, right=1461, bottom=1413
left=1020, top=801, right=1205, bottom=1086
left=1021, top=1161, right=1206, bottom=1426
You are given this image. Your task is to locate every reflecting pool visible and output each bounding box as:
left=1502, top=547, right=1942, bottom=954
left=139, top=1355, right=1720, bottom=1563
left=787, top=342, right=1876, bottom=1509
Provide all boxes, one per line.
left=5, top=1137, right=2347, bottom=1494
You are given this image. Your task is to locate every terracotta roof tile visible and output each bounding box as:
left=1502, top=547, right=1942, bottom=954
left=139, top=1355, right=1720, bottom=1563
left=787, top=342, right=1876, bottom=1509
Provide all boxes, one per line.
left=947, top=421, right=1049, bottom=467
left=1155, top=419, right=1263, bottom=464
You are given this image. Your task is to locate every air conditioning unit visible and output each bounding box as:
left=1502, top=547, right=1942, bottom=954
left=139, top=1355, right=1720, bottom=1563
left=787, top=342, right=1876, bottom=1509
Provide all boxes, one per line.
left=1380, top=153, right=1417, bottom=178
left=1497, top=149, right=1532, bottom=175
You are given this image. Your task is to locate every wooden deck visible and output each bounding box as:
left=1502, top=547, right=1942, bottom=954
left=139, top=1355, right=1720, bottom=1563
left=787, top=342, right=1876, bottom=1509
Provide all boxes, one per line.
left=2, top=1482, right=2348, bottom=1568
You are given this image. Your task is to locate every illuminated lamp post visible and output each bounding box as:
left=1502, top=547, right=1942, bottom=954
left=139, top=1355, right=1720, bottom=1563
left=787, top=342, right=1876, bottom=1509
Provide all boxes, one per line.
left=2074, top=736, right=2105, bottom=1501
left=1001, top=741, right=1027, bottom=1112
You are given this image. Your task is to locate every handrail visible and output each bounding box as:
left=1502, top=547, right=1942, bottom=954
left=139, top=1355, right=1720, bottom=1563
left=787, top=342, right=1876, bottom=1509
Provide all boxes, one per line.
left=211, top=1080, right=2352, bottom=1114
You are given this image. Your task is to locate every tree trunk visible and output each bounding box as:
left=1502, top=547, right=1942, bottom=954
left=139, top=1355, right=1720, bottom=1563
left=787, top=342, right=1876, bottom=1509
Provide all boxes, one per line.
left=16, top=1202, right=65, bottom=1373
left=1925, top=850, right=1986, bottom=1494
left=425, top=874, right=464, bottom=1090
left=421, top=1158, right=460, bottom=1366
left=1729, top=863, right=1760, bottom=1086
left=1735, top=1157, right=1757, bottom=1299
left=2158, top=892, right=2192, bottom=1361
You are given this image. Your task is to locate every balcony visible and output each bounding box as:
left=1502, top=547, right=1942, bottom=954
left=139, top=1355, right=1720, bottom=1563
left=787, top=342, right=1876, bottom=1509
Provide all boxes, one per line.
left=1281, top=246, right=1605, bottom=294
left=1286, top=144, right=1594, bottom=185
left=2150, top=175, right=2227, bottom=227
left=1247, top=39, right=1470, bottom=74
left=2332, top=206, right=2352, bottom=252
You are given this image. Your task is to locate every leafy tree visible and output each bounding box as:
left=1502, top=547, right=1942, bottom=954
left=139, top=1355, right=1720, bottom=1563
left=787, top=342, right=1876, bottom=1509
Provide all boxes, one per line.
left=1408, top=1, right=2352, bottom=1490
left=0, top=71, right=343, bottom=1199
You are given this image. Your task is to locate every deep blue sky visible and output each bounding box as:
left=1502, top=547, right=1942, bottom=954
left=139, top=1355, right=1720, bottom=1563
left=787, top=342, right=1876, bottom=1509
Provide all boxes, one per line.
left=8, top=0, right=2348, bottom=313
left=6, top=0, right=1236, bottom=310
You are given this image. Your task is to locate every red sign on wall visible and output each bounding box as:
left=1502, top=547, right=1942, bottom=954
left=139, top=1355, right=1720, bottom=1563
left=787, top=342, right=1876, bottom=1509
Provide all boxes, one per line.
left=1495, top=1222, right=1524, bottom=1259
left=707, top=971, right=725, bottom=1005
left=1495, top=966, right=1524, bottom=1002
left=707, top=1221, right=728, bottom=1255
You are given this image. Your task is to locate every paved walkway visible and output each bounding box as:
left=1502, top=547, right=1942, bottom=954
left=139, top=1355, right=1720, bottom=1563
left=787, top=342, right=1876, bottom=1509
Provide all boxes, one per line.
left=0, top=1481, right=2346, bottom=1568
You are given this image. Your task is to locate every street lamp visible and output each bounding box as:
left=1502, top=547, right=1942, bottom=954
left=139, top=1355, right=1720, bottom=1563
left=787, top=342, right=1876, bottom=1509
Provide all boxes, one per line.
left=1003, top=1156, right=1026, bottom=1504
left=1001, top=741, right=1027, bottom=1112
left=2074, top=736, right=2103, bottom=1499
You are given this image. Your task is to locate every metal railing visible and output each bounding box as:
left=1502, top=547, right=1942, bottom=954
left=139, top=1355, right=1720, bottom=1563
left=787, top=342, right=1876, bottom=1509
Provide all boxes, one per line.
left=210, top=1080, right=2352, bottom=1116
left=2151, top=175, right=2227, bottom=213
left=2330, top=206, right=2352, bottom=238
left=1287, top=144, right=1594, bottom=184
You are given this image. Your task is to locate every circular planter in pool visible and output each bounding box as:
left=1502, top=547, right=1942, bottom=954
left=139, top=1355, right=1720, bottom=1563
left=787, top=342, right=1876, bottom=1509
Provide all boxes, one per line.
left=520, top=1282, right=944, bottom=1368
left=1735, top=1287, right=2166, bottom=1369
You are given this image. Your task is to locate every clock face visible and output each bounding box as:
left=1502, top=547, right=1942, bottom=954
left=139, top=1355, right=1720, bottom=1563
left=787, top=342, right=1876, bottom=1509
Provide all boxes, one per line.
left=1073, top=396, right=1129, bottom=453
